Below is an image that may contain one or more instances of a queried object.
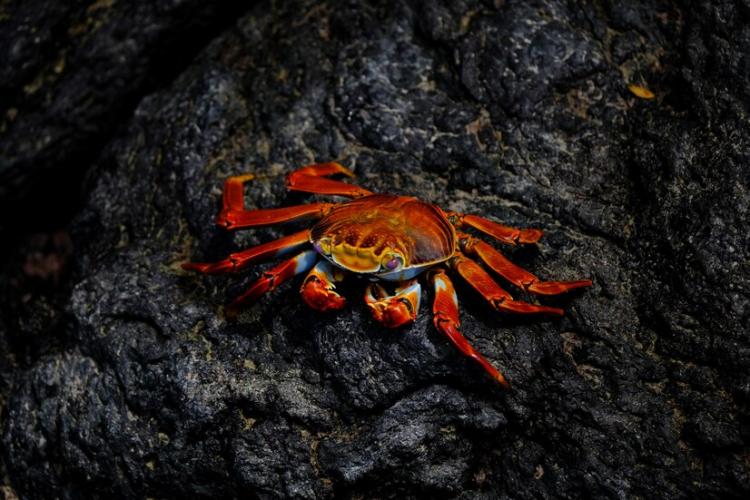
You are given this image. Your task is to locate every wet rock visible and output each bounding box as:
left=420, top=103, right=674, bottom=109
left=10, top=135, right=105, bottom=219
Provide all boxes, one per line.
left=2, top=0, right=749, bottom=498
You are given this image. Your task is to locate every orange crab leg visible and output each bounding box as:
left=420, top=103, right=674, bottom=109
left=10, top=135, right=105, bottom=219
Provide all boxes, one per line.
left=289, top=162, right=356, bottom=179
left=430, top=269, right=509, bottom=388
left=286, top=162, right=373, bottom=198
left=225, top=250, right=318, bottom=316
left=365, top=279, right=421, bottom=328
left=451, top=253, right=564, bottom=316
left=182, top=229, right=311, bottom=274
left=215, top=172, right=335, bottom=229
left=459, top=234, right=592, bottom=295
left=301, top=260, right=347, bottom=312
left=221, top=173, right=256, bottom=213
left=447, top=212, right=543, bottom=246
left=217, top=203, right=335, bottom=230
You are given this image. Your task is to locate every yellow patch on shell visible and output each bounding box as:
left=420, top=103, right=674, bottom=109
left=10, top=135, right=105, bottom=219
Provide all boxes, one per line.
left=330, top=244, right=381, bottom=272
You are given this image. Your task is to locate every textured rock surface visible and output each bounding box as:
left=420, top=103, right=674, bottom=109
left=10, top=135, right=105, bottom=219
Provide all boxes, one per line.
left=2, top=0, right=749, bottom=498
left=0, top=0, right=248, bottom=231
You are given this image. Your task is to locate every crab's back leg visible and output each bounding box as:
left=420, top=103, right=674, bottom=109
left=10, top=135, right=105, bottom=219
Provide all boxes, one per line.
left=430, top=269, right=510, bottom=388
left=451, top=252, right=564, bottom=316
left=182, top=229, right=311, bottom=274
left=459, top=234, right=592, bottom=295
left=225, top=249, right=318, bottom=317
left=217, top=202, right=334, bottom=230
left=446, top=211, right=543, bottom=246
left=216, top=172, right=336, bottom=229
left=286, top=162, right=373, bottom=198
left=301, top=260, right=347, bottom=312
left=364, top=279, right=421, bottom=328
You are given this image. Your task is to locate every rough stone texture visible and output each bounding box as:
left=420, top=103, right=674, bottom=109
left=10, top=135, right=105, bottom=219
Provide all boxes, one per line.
left=2, top=0, right=749, bottom=498
left=0, top=0, right=249, bottom=231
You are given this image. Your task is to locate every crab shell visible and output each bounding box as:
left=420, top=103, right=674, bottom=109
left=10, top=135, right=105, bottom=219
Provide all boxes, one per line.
left=309, top=194, right=456, bottom=281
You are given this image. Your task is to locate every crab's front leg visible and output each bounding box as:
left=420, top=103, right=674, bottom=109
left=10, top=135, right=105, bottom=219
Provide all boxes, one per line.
left=365, top=279, right=421, bottom=328
left=182, top=229, right=311, bottom=274
left=301, top=260, right=346, bottom=312
left=225, top=250, right=318, bottom=317
left=430, top=269, right=510, bottom=388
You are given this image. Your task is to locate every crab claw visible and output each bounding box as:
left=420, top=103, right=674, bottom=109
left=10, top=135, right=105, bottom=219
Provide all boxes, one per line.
left=365, top=280, right=421, bottom=329
left=301, top=261, right=346, bottom=311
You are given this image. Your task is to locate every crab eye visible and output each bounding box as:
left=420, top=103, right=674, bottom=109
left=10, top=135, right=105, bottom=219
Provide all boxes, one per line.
left=314, top=238, right=331, bottom=255
left=381, top=253, right=403, bottom=272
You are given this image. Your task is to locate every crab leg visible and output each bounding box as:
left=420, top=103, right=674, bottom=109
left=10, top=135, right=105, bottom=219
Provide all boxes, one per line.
left=182, top=229, right=311, bottom=274
left=225, top=250, right=318, bottom=316
left=430, top=269, right=510, bottom=388
left=365, top=279, right=421, bottom=328
left=451, top=253, right=564, bottom=316
left=459, top=234, right=592, bottom=295
left=301, top=260, right=347, bottom=311
left=216, top=172, right=335, bottom=229
left=286, top=162, right=373, bottom=198
left=217, top=202, right=335, bottom=230
left=447, top=211, right=543, bottom=246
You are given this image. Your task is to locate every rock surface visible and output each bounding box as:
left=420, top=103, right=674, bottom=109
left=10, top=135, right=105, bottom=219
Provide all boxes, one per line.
left=0, top=0, right=248, bottom=231
left=2, top=0, right=749, bottom=498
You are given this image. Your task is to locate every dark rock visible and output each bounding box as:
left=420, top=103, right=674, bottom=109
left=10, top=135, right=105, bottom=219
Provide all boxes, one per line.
left=2, top=0, right=749, bottom=498
left=0, top=0, right=250, bottom=231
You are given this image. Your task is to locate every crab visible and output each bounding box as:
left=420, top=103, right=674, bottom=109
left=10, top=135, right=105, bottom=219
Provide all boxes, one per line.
left=183, top=162, right=592, bottom=388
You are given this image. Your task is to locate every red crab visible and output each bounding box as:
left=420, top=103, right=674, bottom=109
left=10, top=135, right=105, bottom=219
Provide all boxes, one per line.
left=183, top=162, right=592, bottom=388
